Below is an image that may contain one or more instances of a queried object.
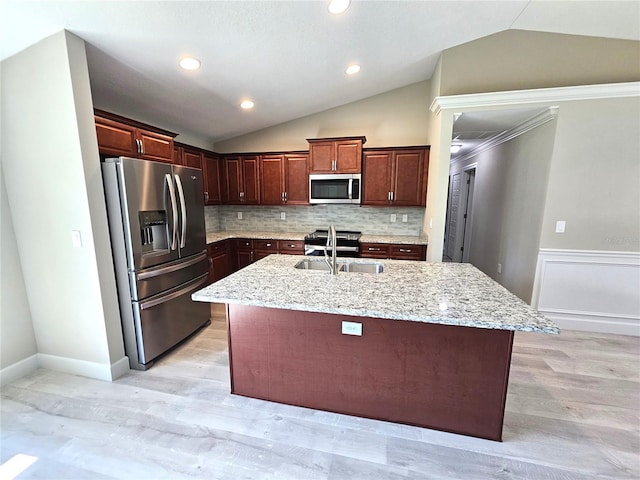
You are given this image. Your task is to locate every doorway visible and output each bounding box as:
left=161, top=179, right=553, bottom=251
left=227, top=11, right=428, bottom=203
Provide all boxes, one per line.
left=443, top=167, right=475, bottom=262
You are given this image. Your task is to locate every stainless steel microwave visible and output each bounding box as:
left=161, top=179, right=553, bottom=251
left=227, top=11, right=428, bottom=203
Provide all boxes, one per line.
left=309, top=173, right=361, bottom=204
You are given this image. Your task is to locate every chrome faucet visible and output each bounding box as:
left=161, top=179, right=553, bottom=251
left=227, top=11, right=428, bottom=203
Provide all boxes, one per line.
left=324, top=224, right=338, bottom=275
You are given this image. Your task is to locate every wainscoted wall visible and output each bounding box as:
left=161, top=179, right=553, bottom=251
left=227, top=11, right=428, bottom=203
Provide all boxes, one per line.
left=532, top=249, right=640, bottom=336
left=205, top=205, right=425, bottom=236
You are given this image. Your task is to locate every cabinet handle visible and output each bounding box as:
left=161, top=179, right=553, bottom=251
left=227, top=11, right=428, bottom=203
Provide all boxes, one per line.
left=281, top=192, right=284, bottom=202
left=240, top=192, right=245, bottom=201
left=204, top=192, right=209, bottom=202
left=266, top=243, right=272, bottom=247
left=399, top=248, right=412, bottom=253
left=368, top=247, right=381, bottom=251
left=388, top=192, right=391, bottom=201
left=391, top=191, right=394, bottom=201
left=284, top=191, right=287, bottom=202
left=332, top=159, right=336, bottom=171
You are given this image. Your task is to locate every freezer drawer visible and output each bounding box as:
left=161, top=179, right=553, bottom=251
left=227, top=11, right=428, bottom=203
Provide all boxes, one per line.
left=131, top=273, right=210, bottom=367
left=131, top=251, right=209, bottom=301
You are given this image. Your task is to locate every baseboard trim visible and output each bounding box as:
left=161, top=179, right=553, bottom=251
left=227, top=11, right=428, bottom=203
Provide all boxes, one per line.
left=0, top=354, right=39, bottom=387
left=110, top=356, right=130, bottom=380
left=36, top=354, right=130, bottom=382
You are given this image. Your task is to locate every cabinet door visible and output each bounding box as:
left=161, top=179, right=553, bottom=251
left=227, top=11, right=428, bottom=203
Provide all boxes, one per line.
left=242, top=155, right=261, bottom=204
left=308, top=142, right=334, bottom=173
left=211, top=253, right=230, bottom=282
left=362, top=151, right=393, bottom=205
left=335, top=139, right=362, bottom=173
left=392, top=150, right=426, bottom=206
left=260, top=155, right=285, bottom=205
left=138, top=129, right=174, bottom=163
left=183, top=149, right=203, bottom=169
left=223, top=156, right=243, bottom=204
left=203, top=153, right=222, bottom=205
left=284, top=154, right=309, bottom=205
left=95, top=116, right=138, bottom=157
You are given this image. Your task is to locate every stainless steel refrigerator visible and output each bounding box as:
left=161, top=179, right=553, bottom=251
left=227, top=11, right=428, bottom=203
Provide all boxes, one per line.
left=102, top=156, right=211, bottom=370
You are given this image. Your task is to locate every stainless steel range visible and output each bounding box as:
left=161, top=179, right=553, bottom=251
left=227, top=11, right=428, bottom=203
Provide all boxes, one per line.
left=304, top=229, right=361, bottom=257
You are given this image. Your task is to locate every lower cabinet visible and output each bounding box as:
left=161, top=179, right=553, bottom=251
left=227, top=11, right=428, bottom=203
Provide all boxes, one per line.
left=236, top=239, right=254, bottom=270
left=360, top=242, right=426, bottom=261
left=228, top=238, right=305, bottom=273
left=254, top=239, right=279, bottom=261
left=207, top=240, right=231, bottom=283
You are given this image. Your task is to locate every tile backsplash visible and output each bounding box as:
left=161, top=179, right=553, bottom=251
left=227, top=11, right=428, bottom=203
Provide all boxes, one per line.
left=205, top=205, right=424, bottom=235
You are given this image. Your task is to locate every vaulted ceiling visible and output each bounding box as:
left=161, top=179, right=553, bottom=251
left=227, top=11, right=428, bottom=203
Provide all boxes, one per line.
left=2, top=1, right=638, bottom=145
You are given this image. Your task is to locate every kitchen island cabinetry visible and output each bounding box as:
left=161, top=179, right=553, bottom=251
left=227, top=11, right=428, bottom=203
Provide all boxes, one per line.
left=307, top=137, right=366, bottom=174
left=359, top=242, right=426, bottom=261
left=94, top=110, right=176, bottom=163
left=362, top=147, right=429, bottom=206
left=223, top=155, right=260, bottom=204
left=193, top=255, right=558, bottom=441
left=260, top=153, right=309, bottom=205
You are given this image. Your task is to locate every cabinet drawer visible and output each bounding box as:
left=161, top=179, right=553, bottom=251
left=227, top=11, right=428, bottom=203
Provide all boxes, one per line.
left=207, top=240, right=228, bottom=257
left=254, top=239, right=278, bottom=252
left=359, top=243, right=390, bottom=259
left=278, top=240, right=304, bottom=254
left=389, top=244, right=426, bottom=261
left=236, top=239, right=253, bottom=250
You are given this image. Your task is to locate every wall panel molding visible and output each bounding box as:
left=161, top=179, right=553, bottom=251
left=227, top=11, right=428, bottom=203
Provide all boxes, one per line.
left=532, top=249, right=640, bottom=336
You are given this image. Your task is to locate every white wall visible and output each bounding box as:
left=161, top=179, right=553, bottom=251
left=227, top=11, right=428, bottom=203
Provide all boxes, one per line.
left=0, top=166, right=38, bottom=383
left=214, top=81, right=431, bottom=152
left=1, top=31, right=127, bottom=380
left=450, top=119, right=557, bottom=302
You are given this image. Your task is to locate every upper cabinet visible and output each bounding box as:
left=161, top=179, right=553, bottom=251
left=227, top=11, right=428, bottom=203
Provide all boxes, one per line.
left=94, top=109, right=176, bottom=163
left=222, top=155, right=260, bottom=204
left=260, top=153, right=309, bottom=205
left=307, top=136, right=366, bottom=174
left=203, top=152, right=222, bottom=205
left=362, top=147, right=429, bottom=207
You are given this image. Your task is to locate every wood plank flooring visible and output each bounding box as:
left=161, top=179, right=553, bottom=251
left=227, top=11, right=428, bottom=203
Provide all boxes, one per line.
left=2, top=304, right=638, bottom=479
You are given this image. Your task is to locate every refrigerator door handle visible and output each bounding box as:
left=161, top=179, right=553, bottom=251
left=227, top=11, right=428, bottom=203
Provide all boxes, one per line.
left=139, top=273, right=209, bottom=311
left=136, top=251, right=208, bottom=280
left=174, top=174, right=187, bottom=249
left=165, top=174, right=178, bottom=250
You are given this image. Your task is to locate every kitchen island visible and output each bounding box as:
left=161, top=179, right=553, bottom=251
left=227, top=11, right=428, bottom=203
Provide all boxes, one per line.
left=193, top=255, right=558, bottom=441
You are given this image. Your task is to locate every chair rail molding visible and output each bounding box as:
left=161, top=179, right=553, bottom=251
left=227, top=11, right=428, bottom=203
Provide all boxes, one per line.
left=532, top=249, right=640, bottom=336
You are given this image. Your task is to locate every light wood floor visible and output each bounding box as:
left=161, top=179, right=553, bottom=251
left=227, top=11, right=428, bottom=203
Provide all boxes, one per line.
left=2, top=304, right=639, bottom=479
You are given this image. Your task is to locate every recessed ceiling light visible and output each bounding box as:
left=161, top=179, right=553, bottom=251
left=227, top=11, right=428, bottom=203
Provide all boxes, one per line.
left=328, top=0, right=350, bottom=14
left=179, top=57, right=201, bottom=70
left=240, top=100, right=255, bottom=110
left=345, top=64, right=361, bottom=75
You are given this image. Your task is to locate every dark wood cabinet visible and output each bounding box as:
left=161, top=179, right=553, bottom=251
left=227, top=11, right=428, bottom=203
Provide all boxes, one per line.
left=308, top=137, right=366, bottom=174
left=203, top=153, right=222, bottom=205
left=207, top=240, right=231, bottom=283
left=360, top=242, right=426, bottom=261
left=223, top=155, right=260, bottom=204
left=260, top=153, right=309, bottom=205
left=173, top=143, right=204, bottom=169
left=94, top=110, right=176, bottom=163
left=278, top=239, right=304, bottom=255
left=235, top=239, right=254, bottom=269
left=362, top=147, right=429, bottom=207
left=253, top=239, right=279, bottom=261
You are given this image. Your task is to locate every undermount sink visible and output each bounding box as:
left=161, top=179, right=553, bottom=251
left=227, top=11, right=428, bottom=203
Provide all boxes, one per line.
left=294, top=259, right=384, bottom=274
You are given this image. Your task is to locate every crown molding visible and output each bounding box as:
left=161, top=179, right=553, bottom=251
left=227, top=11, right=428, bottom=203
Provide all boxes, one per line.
left=451, top=107, right=559, bottom=165
left=430, top=82, right=640, bottom=114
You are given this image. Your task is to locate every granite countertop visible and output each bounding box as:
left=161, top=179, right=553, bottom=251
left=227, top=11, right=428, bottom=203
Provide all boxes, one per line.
left=192, top=254, right=559, bottom=334
left=206, top=231, right=306, bottom=244
left=206, top=231, right=428, bottom=245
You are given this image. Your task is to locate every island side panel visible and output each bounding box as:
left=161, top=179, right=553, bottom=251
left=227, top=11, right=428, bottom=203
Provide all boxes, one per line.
left=227, top=304, right=514, bottom=441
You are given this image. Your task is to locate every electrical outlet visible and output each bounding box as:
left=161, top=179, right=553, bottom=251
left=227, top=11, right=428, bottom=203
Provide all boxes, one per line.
left=497, top=263, right=502, bottom=274
left=342, top=321, right=362, bottom=336
left=555, top=220, right=566, bottom=233
left=402, top=214, right=408, bottom=223
left=237, top=212, right=243, bottom=220
left=390, top=214, right=397, bottom=223
left=280, top=212, right=286, bottom=220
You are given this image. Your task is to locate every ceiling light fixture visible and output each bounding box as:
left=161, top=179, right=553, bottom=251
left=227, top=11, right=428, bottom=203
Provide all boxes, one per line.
left=240, top=100, right=255, bottom=110
left=328, top=0, right=350, bottom=14
left=179, top=57, right=201, bottom=70
left=345, top=64, right=361, bottom=75
left=450, top=144, right=462, bottom=154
